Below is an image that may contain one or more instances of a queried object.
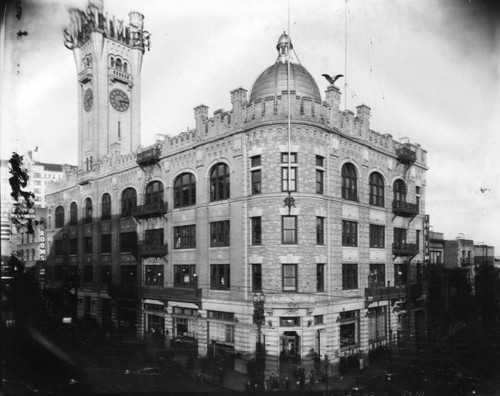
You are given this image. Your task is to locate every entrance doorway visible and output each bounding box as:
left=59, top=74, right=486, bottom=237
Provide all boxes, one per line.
left=280, top=331, right=300, bottom=361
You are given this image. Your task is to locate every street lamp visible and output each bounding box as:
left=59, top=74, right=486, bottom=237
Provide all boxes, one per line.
left=253, top=293, right=266, bottom=382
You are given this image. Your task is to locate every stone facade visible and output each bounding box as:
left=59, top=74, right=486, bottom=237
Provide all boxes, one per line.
left=45, top=1, right=428, bottom=376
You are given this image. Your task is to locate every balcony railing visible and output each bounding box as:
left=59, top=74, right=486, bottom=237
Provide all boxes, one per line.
left=138, top=242, right=169, bottom=257
left=109, top=69, right=133, bottom=85
left=365, top=285, right=407, bottom=302
left=392, top=200, right=419, bottom=217
left=396, top=146, right=416, bottom=165
left=393, top=242, right=419, bottom=257
left=131, top=201, right=168, bottom=219
left=107, top=283, right=138, bottom=300
left=136, top=147, right=161, bottom=166
left=140, top=286, right=201, bottom=305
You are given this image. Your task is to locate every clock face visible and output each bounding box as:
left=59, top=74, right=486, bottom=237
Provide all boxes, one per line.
left=83, top=89, right=93, bottom=112
left=109, top=89, right=130, bottom=112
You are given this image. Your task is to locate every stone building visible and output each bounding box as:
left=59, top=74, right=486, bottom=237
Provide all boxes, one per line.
left=45, top=0, right=428, bottom=375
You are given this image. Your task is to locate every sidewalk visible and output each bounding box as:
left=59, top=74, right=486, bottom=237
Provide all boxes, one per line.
left=172, top=350, right=389, bottom=393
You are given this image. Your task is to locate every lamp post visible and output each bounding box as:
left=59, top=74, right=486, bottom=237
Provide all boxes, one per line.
left=253, top=293, right=266, bottom=383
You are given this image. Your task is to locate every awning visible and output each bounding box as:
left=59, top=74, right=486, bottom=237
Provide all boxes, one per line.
left=169, top=301, right=199, bottom=310
left=144, top=299, right=164, bottom=305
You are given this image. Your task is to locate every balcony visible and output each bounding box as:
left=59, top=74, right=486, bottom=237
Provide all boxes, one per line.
left=392, top=242, right=419, bottom=257
left=109, top=69, right=133, bottom=86
left=460, top=258, right=473, bottom=267
left=78, top=67, right=92, bottom=84
left=138, top=241, right=169, bottom=257
left=132, top=201, right=168, bottom=219
left=392, top=200, right=419, bottom=217
left=365, top=285, right=407, bottom=303
left=107, top=283, right=138, bottom=300
left=396, top=145, right=416, bottom=165
left=136, top=147, right=161, bottom=166
left=140, top=286, right=201, bottom=306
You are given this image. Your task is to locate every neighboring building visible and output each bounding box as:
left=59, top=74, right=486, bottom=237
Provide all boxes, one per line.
left=1, top=152, right=63, bottom=259
left=45, top=0, right=429, bottom=376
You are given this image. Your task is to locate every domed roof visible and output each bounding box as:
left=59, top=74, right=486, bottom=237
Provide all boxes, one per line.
left=249, top=33, right=321, bottom=103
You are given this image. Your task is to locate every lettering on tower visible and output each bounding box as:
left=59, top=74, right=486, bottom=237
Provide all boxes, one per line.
left=63, top=2, right=151, bottom=52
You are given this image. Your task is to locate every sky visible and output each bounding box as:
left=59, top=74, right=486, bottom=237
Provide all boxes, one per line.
left=1, top=0, right=499, bottom=247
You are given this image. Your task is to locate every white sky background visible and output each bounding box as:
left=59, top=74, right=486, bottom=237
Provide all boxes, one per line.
left=1, top=0, right=499, bottom=247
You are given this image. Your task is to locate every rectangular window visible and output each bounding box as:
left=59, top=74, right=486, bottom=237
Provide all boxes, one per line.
left=416, top=230, right=421, bottom=250
left=339, top=310, right=360, bottom=347
left=280, top=317, right=300, bottom=326
left=121, top=265, right=137, bottom=285
left=173, top=225, right=196, bottom=249
left=69, top=238, right=78, bottom=255
left=282, top=216, right=297, bottom=244
left=144, top=265, right=164, bottom=286
left=316, top=217, right=325, bottom=245
left=101, top=265, right=112, bottom=284
left=84, top=265, right=93, bottom=283
left=55, top=240, right=63, bottom=256
left=174, top=265, right=196, bottom=287
left=282, top=264, right=297, bottom=292
left=145, top=228, right=164, bottom=244
left=251, top=155, right=261, bottom=194
left=316, top=155, right=325, bottom=194
left=210, top=264, right=230, bottom=290
left=101, top=234, right=111, bottom=254
left=316, top=169, right=324, bottom=194
left=368, top=307, right=387, bottom=341
left=369, top=225, right=385, bottom=248
left=251, top=170, right=261, bottom=194
left=84, top=236, right=92, bottom=254
left=207, top=310, right=235, bottom=321
left=342, top=221, right=358, bottom=247
left=394, top=264, right=407, bottom=286
left=251, top=217, right=262, bottom=245
left=394, top=227, right=407, bottom=244
left=342, top=264, right=358, bottom=290
left=210, top=221, right=230, bottom=247
left=252, top=264, right=262, bottom=292
left=281, top=167, right=297, bottom=192
left=314, top=315, right=324, bottom=325
left=120, top=232, right=137, bottom=253
left=369, top=264, right=386, bottom=288
left=281, top=152, right=297, bottom=192
left=317, top=264, right=325, bottom=292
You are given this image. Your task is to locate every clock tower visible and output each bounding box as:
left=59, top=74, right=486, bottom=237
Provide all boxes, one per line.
left=64, top=0, right=150, bottom=170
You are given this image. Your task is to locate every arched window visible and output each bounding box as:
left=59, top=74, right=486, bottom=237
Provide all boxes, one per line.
left=369, top=172, right=385, bottom=207
left=116, top=58, right=122, bottom=71
left=145, top=181, right=164, bottom=207
left=110, top=57, right=115, bottom=68
left=174, top=173, right=196, bottom=208
left=123, top=62, right=128, bottom=73
left=101, top=193, right=111, bottom=220
left=121, top=188, right=137, bottom=217
left=210, top=163, right=230, bottom=202
left=84, top=198, right=93, bottom=223
left=393, top=179, right=407, bottom=202
left=70, top=202, right=78, bottom=225
left=341, top=163, right=357, bottom=201
left=55, top=206, right=65, bottom=228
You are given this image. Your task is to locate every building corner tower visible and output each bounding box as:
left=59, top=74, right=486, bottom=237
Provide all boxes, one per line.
left=63, top=0, right=150, bottom=170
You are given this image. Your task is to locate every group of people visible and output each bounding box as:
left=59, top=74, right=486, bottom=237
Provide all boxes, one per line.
left=245, top=368, right=318, bottom=393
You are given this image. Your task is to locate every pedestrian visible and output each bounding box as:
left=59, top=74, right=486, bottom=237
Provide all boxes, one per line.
left=285, top=377, right=290, bottom=392
left=309, top=370, right=316, bottom=390
left=218, top=366, right=224, bottom=385
left=299, top=374, right=305, bottom=392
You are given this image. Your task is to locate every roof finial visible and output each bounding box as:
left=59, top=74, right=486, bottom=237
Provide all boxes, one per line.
left=276, top=31, right=293, bottom=63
